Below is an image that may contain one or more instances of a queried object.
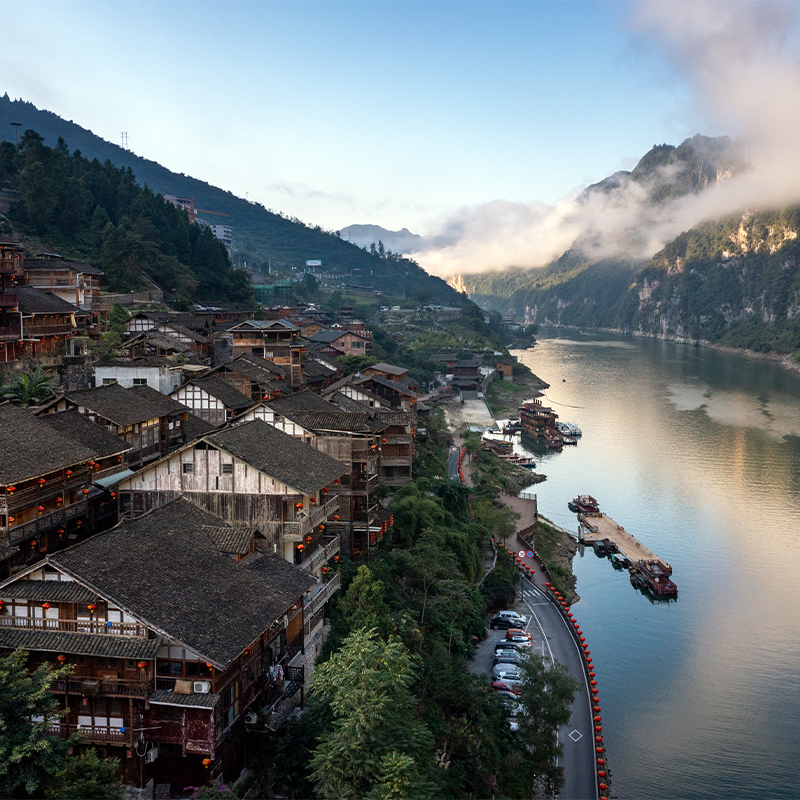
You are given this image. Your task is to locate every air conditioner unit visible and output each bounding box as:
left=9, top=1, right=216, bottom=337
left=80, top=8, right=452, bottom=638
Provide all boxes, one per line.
left=245, top=711, right=258, bottom=726
left=193, top=681, right=211, bottom=694
left=144, top=745, right=159, bottom=764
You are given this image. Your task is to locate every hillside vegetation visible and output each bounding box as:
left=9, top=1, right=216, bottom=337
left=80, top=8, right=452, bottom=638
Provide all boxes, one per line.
left=0, top=95, right=463, bottom=306
left=465, top=136, right=800, bottom=360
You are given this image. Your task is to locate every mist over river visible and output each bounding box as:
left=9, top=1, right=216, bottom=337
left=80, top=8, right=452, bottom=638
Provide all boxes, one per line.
left=511, top=331, right=800, bottom=799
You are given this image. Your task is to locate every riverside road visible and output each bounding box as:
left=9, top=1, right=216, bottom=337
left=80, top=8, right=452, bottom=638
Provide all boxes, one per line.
left=454, top=438, right=598, bottom=799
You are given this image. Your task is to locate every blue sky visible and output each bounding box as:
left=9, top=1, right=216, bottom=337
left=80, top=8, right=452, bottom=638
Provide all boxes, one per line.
left=1, top=1, right=796, bottom=269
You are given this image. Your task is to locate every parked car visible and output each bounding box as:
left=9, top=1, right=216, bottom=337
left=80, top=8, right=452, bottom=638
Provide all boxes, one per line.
left=491, top=680, right=522, bottom=694
left=496, top=609, right=528, bottom=625
left=492, top=664, right=523, bottom=680
left=495, top=689, right=521, bottom=703
left=494, top=647, right=521, bottom=659
left=496, top=639, right=529, bottom=651
left=505, top=628, right=531, bottom=639
left=489, top=616, right=517, bottom=630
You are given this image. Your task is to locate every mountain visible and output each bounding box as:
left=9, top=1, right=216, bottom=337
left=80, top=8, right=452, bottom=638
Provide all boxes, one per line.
left=339, top=224, right=426, bottom=254
left=462, top=134, right=800, bottom=358
left=0, top=94, right=464, bottom=305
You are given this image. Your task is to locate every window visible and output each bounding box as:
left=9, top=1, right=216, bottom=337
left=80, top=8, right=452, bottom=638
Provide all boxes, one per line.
left=223, top=681, right=240, bottom=729
left=132, top=378, right=147, bottom=386
left=222, top=463, right=233, bottom=474
left=182, top=463, right=193, bottom=474
left=102, top=378, right=115, bottom=386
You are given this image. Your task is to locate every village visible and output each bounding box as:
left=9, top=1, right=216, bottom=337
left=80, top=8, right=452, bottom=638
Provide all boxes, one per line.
left=0, top=238, right=531, bottom=793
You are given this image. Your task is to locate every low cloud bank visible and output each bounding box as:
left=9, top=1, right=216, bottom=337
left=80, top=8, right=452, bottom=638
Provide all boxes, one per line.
left=415, top=1, right=800, bottom=277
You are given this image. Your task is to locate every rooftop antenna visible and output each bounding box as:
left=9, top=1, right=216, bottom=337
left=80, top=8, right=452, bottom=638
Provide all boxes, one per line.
left=10, top=122, right=21, bottom=145
left=121, top=132, right=128, bottom=150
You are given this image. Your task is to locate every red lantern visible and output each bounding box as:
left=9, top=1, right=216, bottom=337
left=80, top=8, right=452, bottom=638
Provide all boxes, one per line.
left=65, top=471, right=72, bottom=477
left=57, top=654, right=66, bottom=663
left=82, top=489, right=89, bottom=496
left=323, top=487, right=329, bottom=493
left=334, top=479, right=339, bottom=484
left=42, top=602, right=51, bottom=610
left=137, top=661, right=148, bottom=669
left=321, top=566, right=328, bottom=573
left=37, top=506, right=44, bottom=513
left=7, top=517, right=14, bottom=523
left=297, top=543, right=305, bottom=551
left=203, top=758, right=211, bottom=768
left=56, top=497, right=63, bottom=504
left=7, top=486, right=15, bottom=493
left=38, top=478, right=46, bottom=485
left=334, top=555, right=339, bottom=562
left=296, top=502, right=303, bottom=509
left=87, top=603, right=97, bottom=613
left=310, top=497, right=316, bottom=504
left=333, top=515, right=339, bottom=521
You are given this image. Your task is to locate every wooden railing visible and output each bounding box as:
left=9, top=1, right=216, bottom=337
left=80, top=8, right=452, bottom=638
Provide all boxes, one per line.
left=7, top=474, right=90, bottom=508
left=0, top=616, right=148, bottom=637
left=9, top=499, right=89, bottom=542
left=304, top=573, right=340, bottom=619
left=302, top=535, right=340, bottom=574
left=49, top=722, right=130, bottom=745
left=284, top=497, right=339, bottom=541
left=52, top=676, right=151, bottom=698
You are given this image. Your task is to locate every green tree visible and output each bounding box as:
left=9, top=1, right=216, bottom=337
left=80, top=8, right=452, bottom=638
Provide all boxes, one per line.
left=1, top=365, right=56, bottom=407
left=309, top=628, right=435, bottom=800
left=0, top=648, right=73, bottom=798
left=56, top=748, right=124, bottom=799
left=516, top=653, right=579, bottom=794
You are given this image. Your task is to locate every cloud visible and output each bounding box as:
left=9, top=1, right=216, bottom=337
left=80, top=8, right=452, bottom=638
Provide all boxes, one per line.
left=415, top=1, right=800, bottom=278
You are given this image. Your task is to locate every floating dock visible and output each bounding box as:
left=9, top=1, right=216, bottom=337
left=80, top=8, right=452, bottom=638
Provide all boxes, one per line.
left=578, top=512, right=668, bottom=569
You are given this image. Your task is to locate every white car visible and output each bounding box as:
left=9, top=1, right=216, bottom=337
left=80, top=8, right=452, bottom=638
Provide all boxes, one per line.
left=492, top=665, right=523, bottom=680
left=496, top=610, right=528, bottom=625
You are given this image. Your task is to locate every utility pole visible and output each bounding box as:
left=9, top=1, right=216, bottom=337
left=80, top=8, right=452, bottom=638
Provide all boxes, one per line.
left=10, top=122, right=21, bottom=145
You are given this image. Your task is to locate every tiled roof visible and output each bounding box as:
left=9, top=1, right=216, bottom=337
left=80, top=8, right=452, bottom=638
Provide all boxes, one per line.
left=303, top=360, right=336, bottom=379
left=361, top=374, right=417, bottom=397
left=325, top=391, right=371, bottom=414
left=63, top=384, right=189, bottom=427
left=1, top=579, right=99, bottom=603
left=308, top=329, right=348, bottom=343
left=49, top=499, right=316, bottom=669
left=0, top=629, right=161, bottom=660
left=244, top=553, right=318, bottom=599
left=123, top=331, right=191, bottom=353
left=156, top=322, right=209, bottom=344
left=228, top=319, right=298, bottom=332
left=266, top=390, right=339, bottom=415
left=40, top=410, right=133, bottom=458
left=192, top=378, right=253, bottom=410
left=366, top=362, right=407, bottom=376
left=204, top=421, right=347, bottom=495
left=183, top=414, right=218, bottom=442
left=0, top=404, right=95, bottom=485
left=15, top=286, right=85, bottom=314
left=149, top=689, right=220, bottom=709
left=290, top=410, right=386, bottom=435
left=201, top=525, right=258, bottom=555
left=25, top=257, right=104, bottom=276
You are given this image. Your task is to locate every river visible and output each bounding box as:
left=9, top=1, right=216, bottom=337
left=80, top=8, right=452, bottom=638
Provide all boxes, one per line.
left=511, top=331, right=800, bottom=800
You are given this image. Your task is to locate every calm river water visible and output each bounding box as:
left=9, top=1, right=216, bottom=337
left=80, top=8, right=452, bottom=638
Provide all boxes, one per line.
left=512, top=331, right=800, bottom=800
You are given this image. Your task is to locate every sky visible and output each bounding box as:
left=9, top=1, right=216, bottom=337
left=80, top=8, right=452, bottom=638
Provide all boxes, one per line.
left=2, top=1, right=800, bottom=275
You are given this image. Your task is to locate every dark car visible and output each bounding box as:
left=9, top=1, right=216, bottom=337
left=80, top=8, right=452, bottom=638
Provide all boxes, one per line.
left=490, top=616, right=516, bottom=630
left=493, top=655, right=523, bottom=669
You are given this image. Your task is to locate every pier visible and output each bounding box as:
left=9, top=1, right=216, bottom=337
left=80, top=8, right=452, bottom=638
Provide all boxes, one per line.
left=578, top=512, right=668, bottom=569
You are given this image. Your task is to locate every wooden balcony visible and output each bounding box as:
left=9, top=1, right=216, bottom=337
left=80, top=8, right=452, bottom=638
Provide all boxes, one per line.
left=304, top=572, right=340, bottom=619
left=380, top=457, right=412, bottom=467
left=6, top=474, right=90, bottom=509
left=0, top=616, right=148, bottom=637
left=50, top=722, right=131, bottom=745
left=0, top=324, right=19, bottom=340
left=284, top=496, right=339, bottom=542
left=52, top=676, right=151, bottom=699
left=24, top=323, right=76, bottom=336
left=301, top=535, right=340, bottom=574
left=8, top=499, right=89, bottom=543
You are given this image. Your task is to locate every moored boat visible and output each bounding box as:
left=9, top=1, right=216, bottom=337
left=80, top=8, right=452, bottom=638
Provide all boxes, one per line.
left=631, top=559, right=678, bottom=597
left=570, top=494, right=599, bottom=514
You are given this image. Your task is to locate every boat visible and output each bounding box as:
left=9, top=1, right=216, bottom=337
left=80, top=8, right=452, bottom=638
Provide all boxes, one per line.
left=630, top=559, right=678, bottom=597
left=545, top=435, right=563, bottom=450
left=562, top=436, right=578, bottom=446
left=556, top=421, right=583, bottom=437
left=569, top=495, right=599, bottom=514
left=516, top=457, right=537, bottom=468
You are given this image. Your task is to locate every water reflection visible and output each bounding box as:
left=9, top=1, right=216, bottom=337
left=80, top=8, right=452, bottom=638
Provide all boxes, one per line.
left=512, top=331, right=800, bottom=800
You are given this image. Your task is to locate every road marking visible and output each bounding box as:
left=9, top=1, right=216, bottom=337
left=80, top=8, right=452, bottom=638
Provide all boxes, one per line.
left=568, top=729, right=583, bottom=742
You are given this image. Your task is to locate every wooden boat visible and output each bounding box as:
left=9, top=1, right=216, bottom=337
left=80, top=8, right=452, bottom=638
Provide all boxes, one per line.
left=562, top=436, right=578, bottom=446
left=569, top=495, right=599, bottom=514
left=631, top=559, right=678, bottom=597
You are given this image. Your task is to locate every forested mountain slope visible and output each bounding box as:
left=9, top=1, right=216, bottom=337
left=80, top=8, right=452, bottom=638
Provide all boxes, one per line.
left=464, top=135, right=800, bottom=358
left=0, top=95, right=462, bottom=306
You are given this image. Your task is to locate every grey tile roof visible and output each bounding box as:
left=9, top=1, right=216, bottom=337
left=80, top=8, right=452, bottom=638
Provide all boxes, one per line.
left=308, top=329, right=348, bottom=343
left=243, top=553, right=317, bottom=599
left=361, top=374, right=417, bottom=397
left=64, top=384, right=189, bottom=427
left=192, top=378, right=253, bottom=410
left=1, top=579, right=99, bottom=603
left=266, top=390, right=339, bottom=415
left=49, top=499, right=315, bottom=669
left=40, top=410, right=133, bottom=458
left=367, top=363, right=407, bottom=376
left=290, top=411, right=386, bottom=435
left=182, top=414, right=218, bottom=442
left=204, top=421, right=347, bottom=495
left=123, top=331, right=191, bottom=353
left=0, top=403, right=95, bottom=485
left=15, top=286, right=86, bottom=314
left=25, top=257, right=104, bottom=276
left=201, top=526, right=259, bottom=555
left=0, top=629, right=161, bottom=660
left=149, top=689, right=220, bottom=709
